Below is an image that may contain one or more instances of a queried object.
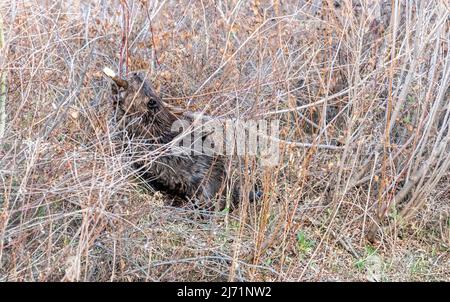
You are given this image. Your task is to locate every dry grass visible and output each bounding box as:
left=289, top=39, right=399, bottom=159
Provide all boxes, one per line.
left=0, top=0, right=449, bottom=281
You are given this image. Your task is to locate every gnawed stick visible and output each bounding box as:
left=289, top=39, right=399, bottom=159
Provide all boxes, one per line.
left=102, top=67, right=129, bottom=89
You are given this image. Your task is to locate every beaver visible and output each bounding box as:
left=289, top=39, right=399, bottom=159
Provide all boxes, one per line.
left=108, top=71, right=260, bottom=210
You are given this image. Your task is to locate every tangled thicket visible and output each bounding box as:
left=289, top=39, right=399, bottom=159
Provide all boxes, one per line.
left=0, top=0, right=449, bottom=281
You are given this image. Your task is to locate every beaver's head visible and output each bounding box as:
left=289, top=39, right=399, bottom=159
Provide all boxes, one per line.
left=110, top=72, right=176, bottom=141
left=111, top=72, right=165, bottom=118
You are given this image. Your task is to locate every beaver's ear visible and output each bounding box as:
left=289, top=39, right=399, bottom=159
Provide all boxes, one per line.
left=132, top=72, right=146, bottom=84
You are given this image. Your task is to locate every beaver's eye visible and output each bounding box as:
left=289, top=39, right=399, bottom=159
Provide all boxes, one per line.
left=147, top=98, right=158, bottom=109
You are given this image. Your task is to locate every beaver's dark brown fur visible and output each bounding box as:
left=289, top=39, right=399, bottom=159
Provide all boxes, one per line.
left=110, top=73, right=258, bottom=210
